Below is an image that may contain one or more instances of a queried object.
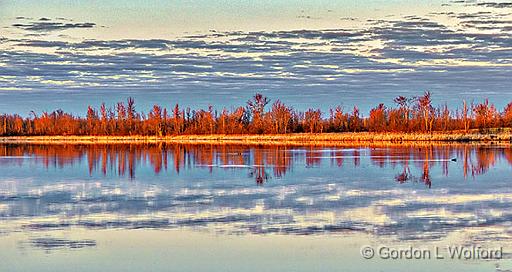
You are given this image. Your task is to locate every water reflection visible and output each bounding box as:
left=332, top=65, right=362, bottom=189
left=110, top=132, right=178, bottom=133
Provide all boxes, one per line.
left=1, top=144, right=511, bottom=184
left=1, top=143, right=512, bottom=247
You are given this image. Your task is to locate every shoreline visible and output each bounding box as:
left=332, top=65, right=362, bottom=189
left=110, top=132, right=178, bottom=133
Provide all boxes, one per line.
left=0, top=132, right=511, bottom=146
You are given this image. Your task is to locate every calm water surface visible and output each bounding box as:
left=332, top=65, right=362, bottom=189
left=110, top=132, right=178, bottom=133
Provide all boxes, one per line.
left=1, top=143, right=512, bottom=271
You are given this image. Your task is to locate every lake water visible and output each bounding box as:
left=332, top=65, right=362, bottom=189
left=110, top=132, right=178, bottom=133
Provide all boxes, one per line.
left=1, top=143, right=512, bottom=271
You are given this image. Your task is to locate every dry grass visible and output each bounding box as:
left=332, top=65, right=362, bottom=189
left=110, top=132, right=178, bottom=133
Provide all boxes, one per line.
left=1, top=130, right=511, bottom=146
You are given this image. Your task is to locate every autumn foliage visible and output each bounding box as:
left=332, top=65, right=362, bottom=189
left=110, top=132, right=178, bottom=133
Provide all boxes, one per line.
left=1, top=92, right=511, bottom=136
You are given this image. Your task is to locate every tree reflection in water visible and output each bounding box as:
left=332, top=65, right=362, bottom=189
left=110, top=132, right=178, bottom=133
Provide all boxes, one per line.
left=0, top=144, right=511, bottom=187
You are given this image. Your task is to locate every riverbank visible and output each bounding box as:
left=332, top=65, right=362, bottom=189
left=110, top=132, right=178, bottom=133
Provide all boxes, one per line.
left=1, top=131, right=511, bottom=146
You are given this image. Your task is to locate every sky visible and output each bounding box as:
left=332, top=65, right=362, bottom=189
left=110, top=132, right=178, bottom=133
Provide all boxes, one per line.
left=1, top=0, right=512, bottom=115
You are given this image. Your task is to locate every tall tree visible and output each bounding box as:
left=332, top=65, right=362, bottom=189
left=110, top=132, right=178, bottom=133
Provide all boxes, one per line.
left=416, top=91, right=435, bottom=132
left=247, top=93, right=270, bottom=134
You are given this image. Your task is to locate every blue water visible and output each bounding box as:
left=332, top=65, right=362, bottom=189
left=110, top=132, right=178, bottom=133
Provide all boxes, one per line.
left=1, top=143, right=512, bottom=271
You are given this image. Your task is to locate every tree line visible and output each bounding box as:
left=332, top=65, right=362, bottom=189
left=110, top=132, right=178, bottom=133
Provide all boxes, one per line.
left=1, top=92, right=512, bottom=136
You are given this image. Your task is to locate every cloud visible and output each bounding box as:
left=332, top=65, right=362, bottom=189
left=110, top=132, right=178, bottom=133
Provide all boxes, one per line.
left=26, top=237, right=96, bottom=251
left=11, top=17, right=96, bottom=32
left=475, top=1, right=512, bottom=8
left=450, top=0, right=512, bottom=8
left=427, top=9, right=512, bottom=32
left=297, top=15, right=322, bottom=20
left=1, top=11, right=512, bottom=112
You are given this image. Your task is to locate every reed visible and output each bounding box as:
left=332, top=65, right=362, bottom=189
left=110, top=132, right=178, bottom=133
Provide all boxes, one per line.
left=1, top=131, right=511, bottom=146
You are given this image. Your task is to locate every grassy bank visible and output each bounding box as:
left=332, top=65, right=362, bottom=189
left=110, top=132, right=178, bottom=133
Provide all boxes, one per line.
left=1, top=131, right=511, bottom=146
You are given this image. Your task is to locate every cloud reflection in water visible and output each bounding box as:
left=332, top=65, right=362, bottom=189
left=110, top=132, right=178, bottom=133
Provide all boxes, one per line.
left=0, top=144, right=511, bottom=243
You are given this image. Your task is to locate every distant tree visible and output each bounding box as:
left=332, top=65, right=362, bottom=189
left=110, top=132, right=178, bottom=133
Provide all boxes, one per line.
left=349, top=106, right=361, bottom=132
left=2, top=93, right=512, bottom=136
left=148, top=104, right=163, bottom=136
left=270, top=100, right=292, bottom=134
left=171, top=104, right=184, bottom=134
left=247, top=93, right=270, bottom=133
left=100, top=103, right=108, bottom=135
left=368, top=103, right=387, bottom=132
left=462, top=100, right=471, bottom=132
left=393, top=95, right=412, bottom=131
left=329, top=106, right=349, bottom=132
left=504, top=102, right=512, bottom=128
left=126, top=97, right=137, bottom=134
left=439, top=103, right=451, bottom=131
left=116, top=102, right=126, bottom=135
left=474, top=99, right=497, bottom=131
left=415, top=91, right=435, bottom=132
left=303, top=109, right=322, bottom=133
left=86, top=106, right=98, bottom=134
